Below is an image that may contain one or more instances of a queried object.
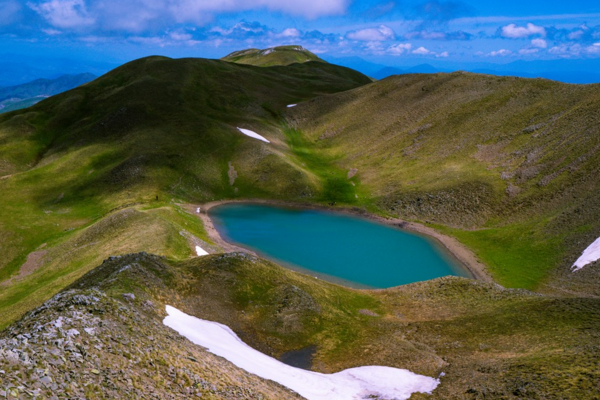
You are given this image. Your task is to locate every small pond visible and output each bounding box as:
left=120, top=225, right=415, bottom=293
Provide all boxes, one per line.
left=210, top=203, right=470, bottom=289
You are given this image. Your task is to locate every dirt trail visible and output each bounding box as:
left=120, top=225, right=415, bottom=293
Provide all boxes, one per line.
left=0, top=246, right=48, bottom=287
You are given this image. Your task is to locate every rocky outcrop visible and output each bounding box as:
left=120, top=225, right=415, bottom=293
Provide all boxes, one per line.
left=0, top=286, right=302, bottom=399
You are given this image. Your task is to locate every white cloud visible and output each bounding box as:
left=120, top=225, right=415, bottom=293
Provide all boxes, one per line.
left=212, top=21, right=266, bottom=36
left=405, top=30, right=446, bottom=40
left=586, top=43, right=600, bottom=54
left=531, top=38, right=547, bottom=48
left=347, top=25, right=395, bottom=41
left=387, top=43, right=412, bottom=55
left=488, top=49, right=512, bottom=57
left=436, top=51, right=449, bottom=58
left=364, top=41, right=384, bottom=54
left=548, top=44, right=573, bottom=56
left=169, top=0, right=348, bottom=23
left=92, top=0, right=168, bottom=32
left=280, top=28, right=301, bottom=38
left=27, top=0, right=349, bottom=33
left=42, top=28, right=62, bottom=35
left=546, top=43, right=600, bottom=57
left=501, top=23, right=545, bottom=39
left=568, top=30, right=585, bottom=40
left=170, top=31, right=192, bottom=41
left=28, top=0, right=95, bottom=29
left=405, top=30, right=471, bottom=41
left=412, top=46, right=432, bottom=55
left=519, top=48, right=538, bottom=55
left=128, top=36, right=167, bottom=46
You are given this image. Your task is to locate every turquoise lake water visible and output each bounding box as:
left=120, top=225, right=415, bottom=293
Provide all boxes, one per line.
left=209, top=203, right=470, bottom=289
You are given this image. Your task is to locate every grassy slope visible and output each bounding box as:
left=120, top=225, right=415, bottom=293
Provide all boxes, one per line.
left=288, top=72, right=600, bottom=291
left=222, top=45, right=325, bottom=67
left=68, top=252, right=600, bottom=399
left=0, top=52, right=599, bottom=398
left=0, top=56, right=371, bottom=328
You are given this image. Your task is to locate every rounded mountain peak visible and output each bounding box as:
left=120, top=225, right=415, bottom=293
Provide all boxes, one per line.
left=221, top=45, right=325, bottom=67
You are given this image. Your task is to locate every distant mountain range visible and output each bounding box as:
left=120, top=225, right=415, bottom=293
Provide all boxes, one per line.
left=0, top=53, right=115, bottom=86
left=1, top=46, right=600, bottom=399
left=0, top=73, right=96, bottom=113
left=325, top=56, right=600, bottom=84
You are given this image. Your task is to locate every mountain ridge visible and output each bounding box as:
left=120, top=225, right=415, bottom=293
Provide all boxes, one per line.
left=222, top=45, right=325, bottom=67
left=1, top=49, right=600, bottom=398
left=0, top=54, right=371, bottom=329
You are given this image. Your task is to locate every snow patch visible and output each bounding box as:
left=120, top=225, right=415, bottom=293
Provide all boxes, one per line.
left=287, top=104, right=297, bottom=108
left=163, top=305, right=438, bottom=400
left=195, top=246, right=209, bottom=257
left=237, top=127, right=270, bottom=143
left=572, top=236, right=600, bottom=271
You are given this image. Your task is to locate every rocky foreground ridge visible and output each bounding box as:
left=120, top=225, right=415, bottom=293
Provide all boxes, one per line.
left=2, top=251, right=600, bottom=399
left=0, top=254, right=301, bottom=399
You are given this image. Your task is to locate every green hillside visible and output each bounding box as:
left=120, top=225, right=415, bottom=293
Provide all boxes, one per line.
left=222, top=45, right=325, bottom=67
left=2, top=56, right=600, bottom=328
left=288, top=72, right=600, bottom=292
left=0, top=55, right=371, bottom=327
left=1, top=49, right=600, bottom=399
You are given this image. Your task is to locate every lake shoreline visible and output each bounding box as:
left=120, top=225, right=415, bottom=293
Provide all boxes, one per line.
left=184, top=199, right=494, bottom=285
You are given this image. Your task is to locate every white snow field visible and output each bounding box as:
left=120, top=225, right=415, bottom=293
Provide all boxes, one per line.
left=237, top=127, right=270, bottom=143
left=572, top=236, right=600, bottom=271
left=287, top=104, right=297, bottom=108
left=163, top=305, right=439, bottom=400
left=195, top=246, right=209, bottom=256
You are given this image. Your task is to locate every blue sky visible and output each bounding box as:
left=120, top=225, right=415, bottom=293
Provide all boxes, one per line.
left=2, top=0, right=600, bottom=73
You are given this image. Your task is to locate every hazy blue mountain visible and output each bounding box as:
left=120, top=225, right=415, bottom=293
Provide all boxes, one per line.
left=0, top=54, right=114, bottom=86
left=0, top=73, right=96, bottom=113
left=322, top=56, right=387, bottom=77
left=325, top=55, right=600, bottom=84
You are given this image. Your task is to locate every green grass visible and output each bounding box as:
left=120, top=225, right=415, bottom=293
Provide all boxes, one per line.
left=222, top=45, right=325, bottom=67
left=183, top=254, right=384, bottom=352
left=433, top=221, right=564, bottom=289
left=69, top=252, right=600, bottom=398
left=0, top=55, right=372, bottom=328
left=1, top=52, right=600, bottom=332
left=283, top=126, right=362, bottom=204
left=0, top=202, right=211, bottom=330
left=0, top=54, right=598, bottom=399
left=289, top=70, right=600, bottom=290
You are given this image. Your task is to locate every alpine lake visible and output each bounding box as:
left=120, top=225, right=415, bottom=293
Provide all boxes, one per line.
left=210, top=203, right=471, bottom=289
